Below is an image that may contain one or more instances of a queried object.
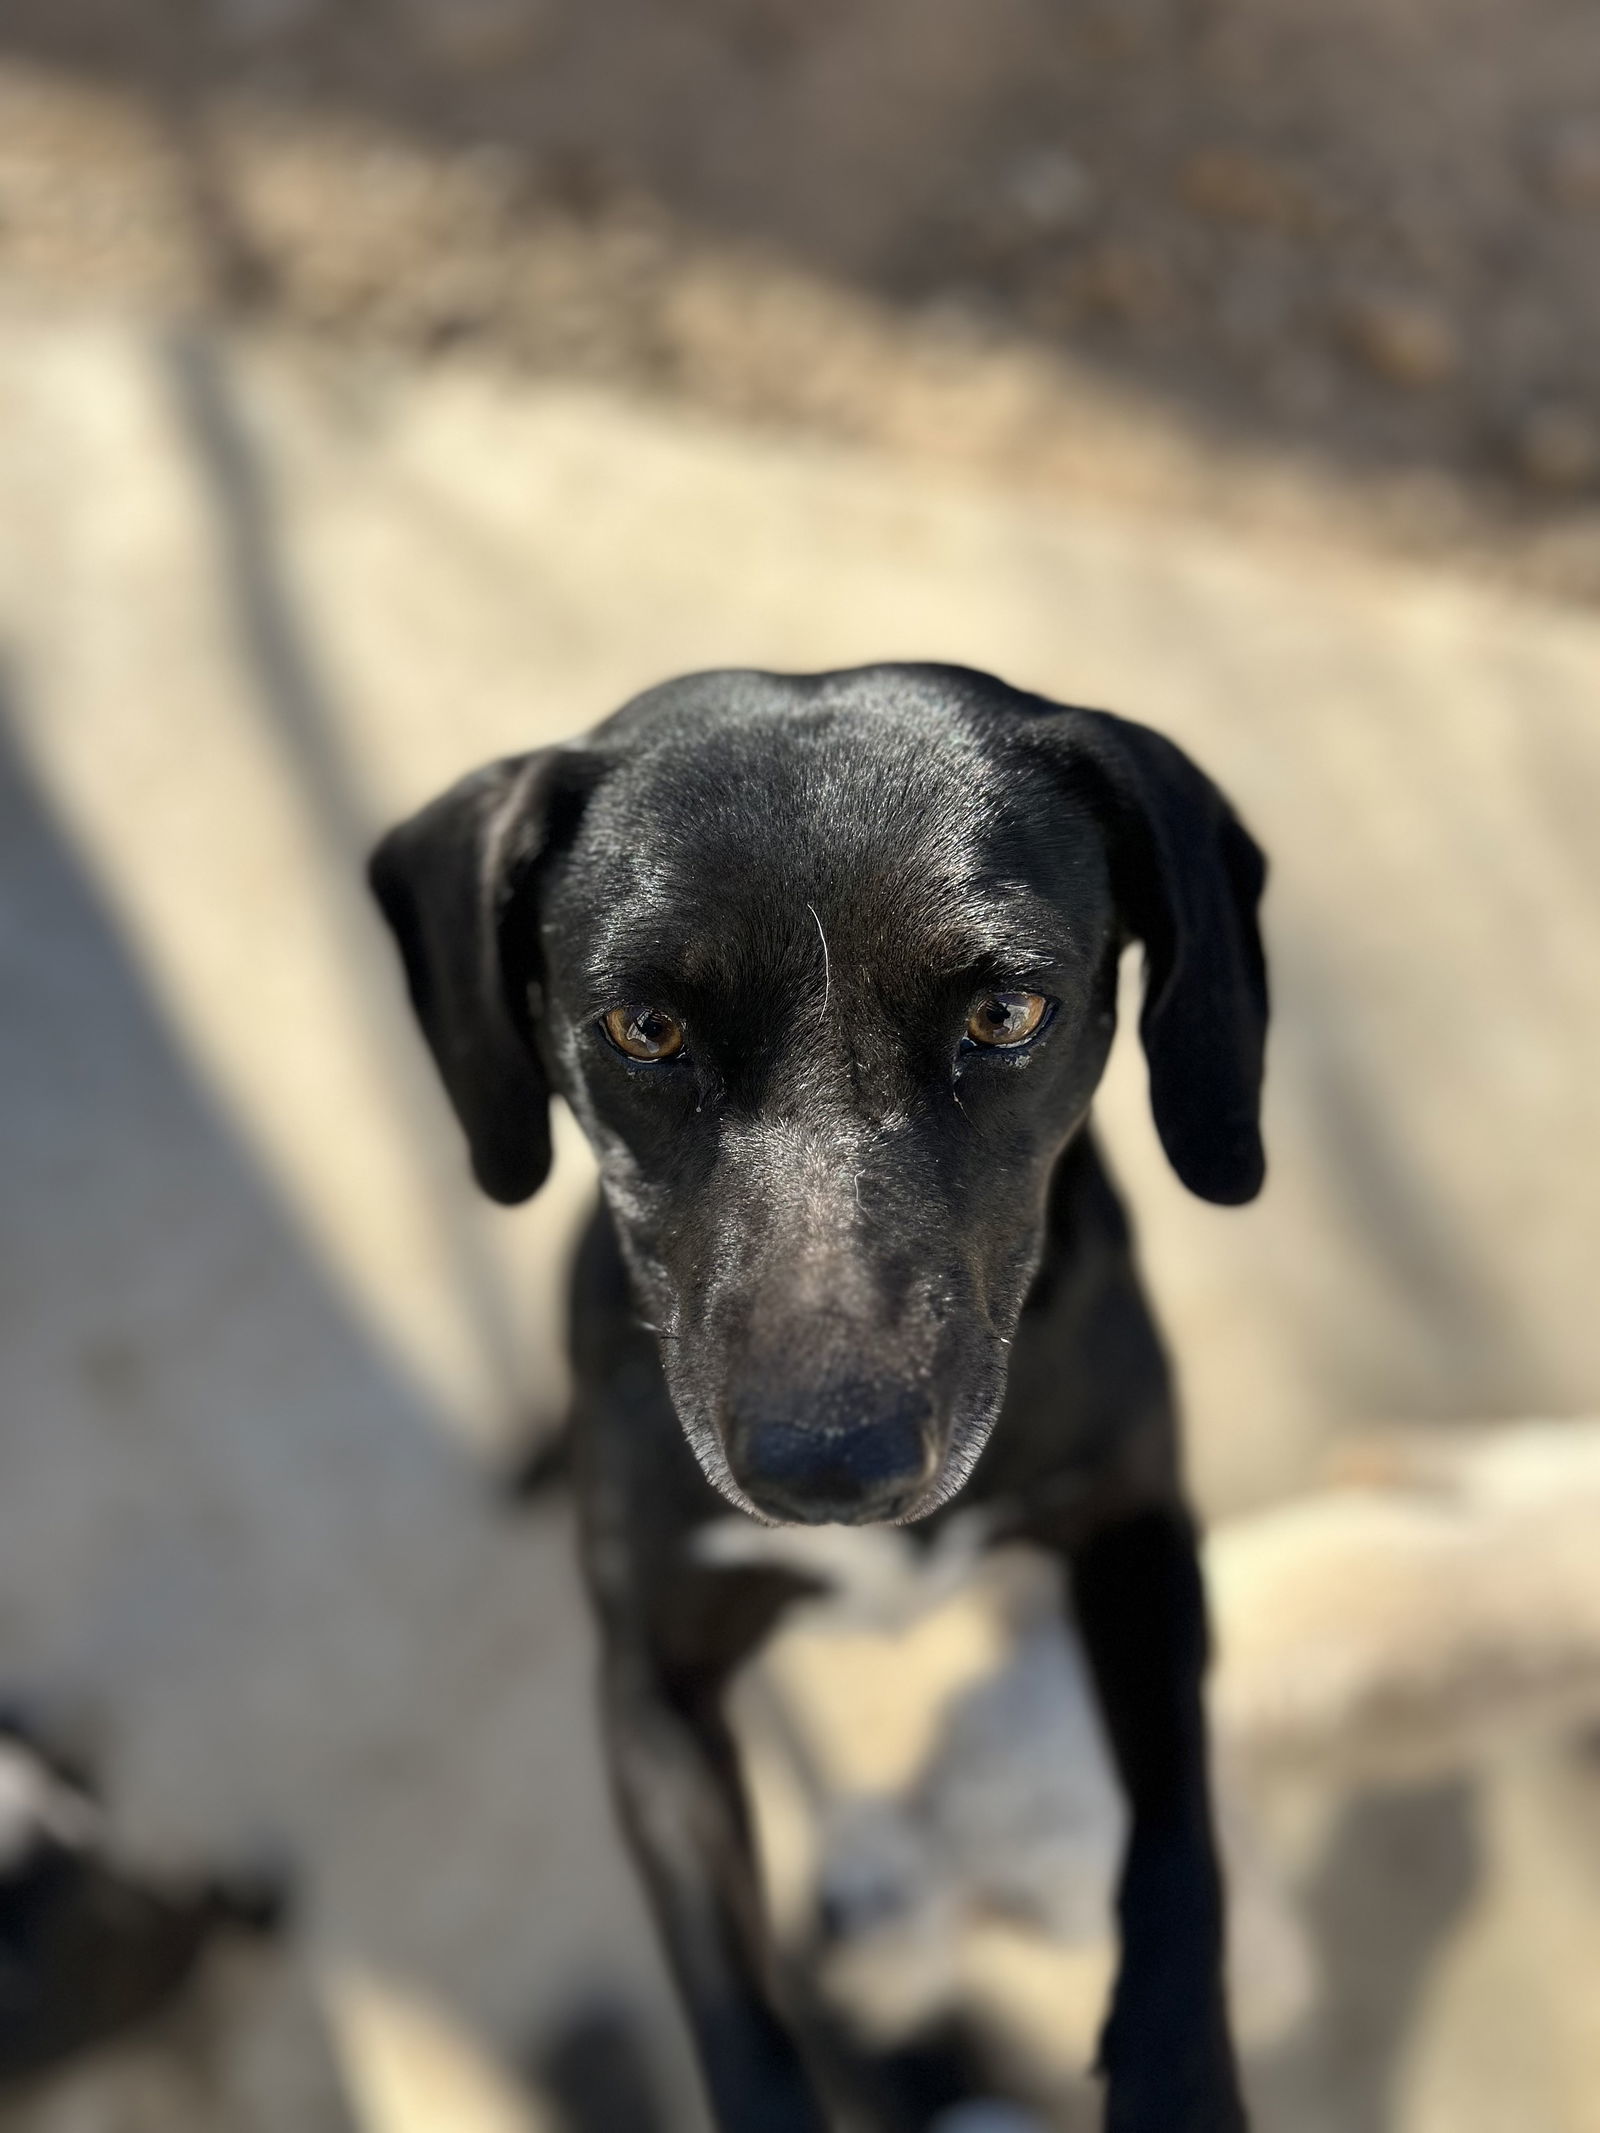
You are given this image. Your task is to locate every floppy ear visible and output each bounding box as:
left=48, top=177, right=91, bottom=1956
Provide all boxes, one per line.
left=1047, top=707, right=1269, bottom=1205
left=369, top=752, right=562, bottom=1206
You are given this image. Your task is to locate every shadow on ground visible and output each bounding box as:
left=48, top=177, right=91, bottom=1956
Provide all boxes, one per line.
left=1251, top=1779, right=1481, bottom=2133
left=0, top=664, right=684, bottom=2127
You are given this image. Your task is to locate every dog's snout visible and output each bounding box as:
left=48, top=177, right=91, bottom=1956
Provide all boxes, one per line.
left=725, top=1381, right=938, bottom=1525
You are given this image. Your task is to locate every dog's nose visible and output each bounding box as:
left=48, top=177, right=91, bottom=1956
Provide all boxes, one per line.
left=726, top=1388, right=938, bottom=1525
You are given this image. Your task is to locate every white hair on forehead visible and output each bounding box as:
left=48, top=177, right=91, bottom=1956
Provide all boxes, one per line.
left=806, top=902, right=831, bottom=1017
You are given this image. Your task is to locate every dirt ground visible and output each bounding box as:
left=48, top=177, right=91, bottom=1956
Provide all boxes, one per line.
left=2, top=0, right=1600, bottom=597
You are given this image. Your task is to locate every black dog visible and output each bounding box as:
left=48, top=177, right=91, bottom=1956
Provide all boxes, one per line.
left=371, top=663, right=1267, bottom=2133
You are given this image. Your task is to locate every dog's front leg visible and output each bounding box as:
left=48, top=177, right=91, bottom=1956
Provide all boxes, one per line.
left=1064, top=1506, right=1247, bottom=2133
left=600, top=1623, right=828, bottom=2133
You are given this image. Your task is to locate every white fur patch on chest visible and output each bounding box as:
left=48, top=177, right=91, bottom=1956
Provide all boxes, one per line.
left=694, top=1516, right=1126, bottom=2069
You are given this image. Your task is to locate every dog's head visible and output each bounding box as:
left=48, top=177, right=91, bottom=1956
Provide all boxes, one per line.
left=371, top=666, right=1266, bottom=1525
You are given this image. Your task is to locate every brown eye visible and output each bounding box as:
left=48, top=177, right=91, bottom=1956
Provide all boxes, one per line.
left=601, top=1005, right=685, bottom=1061
left=965, top=991, right=1049, bottom=1048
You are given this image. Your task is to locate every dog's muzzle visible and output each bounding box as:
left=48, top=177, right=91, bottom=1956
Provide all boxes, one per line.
left=722, top=1373, right=940, bottom=1525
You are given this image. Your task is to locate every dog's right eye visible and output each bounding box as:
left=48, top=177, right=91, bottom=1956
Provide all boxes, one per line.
left=600, top=1005, right=685, bottom=1061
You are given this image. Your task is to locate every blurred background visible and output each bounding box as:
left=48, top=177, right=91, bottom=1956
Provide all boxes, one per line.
left=1, top=2, right=1598, bottom=2128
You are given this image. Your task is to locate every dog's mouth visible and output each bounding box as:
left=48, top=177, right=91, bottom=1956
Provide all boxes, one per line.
left=698, top=1460, right=947, bottom=1531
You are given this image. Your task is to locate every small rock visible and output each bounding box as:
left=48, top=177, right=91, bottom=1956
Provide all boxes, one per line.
left=1002, top=148, right=1097, bottom=235
left=420, top=306, right=490, bottom=356
left=1343, top=293, right=1458, bottom=388
left=1067, top=242, right=1172, bottom=324
left=1178, top=146, right=1316, bottom=232
left=1541, top=119, right=1600, bottom=209
left=1516, top=404, right=1600, bottom=492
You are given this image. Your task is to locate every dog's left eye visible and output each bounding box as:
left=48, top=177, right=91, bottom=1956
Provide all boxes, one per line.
left=965, top=991, right=1050, bottom=1048
left=601, top=1005, right=685, bottom=1061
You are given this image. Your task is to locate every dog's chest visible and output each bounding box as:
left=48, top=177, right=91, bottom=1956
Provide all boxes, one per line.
left=695, top=1517, right=1127, bottom=2067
